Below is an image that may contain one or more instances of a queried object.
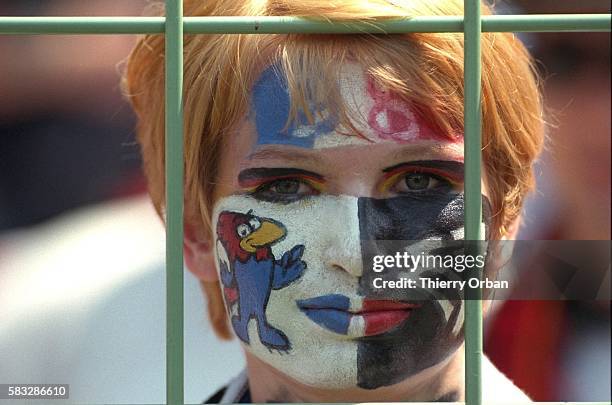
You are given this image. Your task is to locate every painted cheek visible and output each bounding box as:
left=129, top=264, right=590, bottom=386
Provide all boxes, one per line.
left=212, top=194, right=364, bottom=389
left=354, top=193, right=492, bottom=389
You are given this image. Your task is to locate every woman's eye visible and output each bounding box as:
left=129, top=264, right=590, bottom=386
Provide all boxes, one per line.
left=272, top=179, right=300, bottom=194
left=394, top=172, right=448, bottom=193
left=251, top=178, right=317, bottom=203
left=405, top=173, right=436, bottom=190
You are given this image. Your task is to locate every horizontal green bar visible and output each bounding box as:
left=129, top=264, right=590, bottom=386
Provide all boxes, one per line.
left=482, top=14, right=612, bottom=32
left=0, top=14, right=609, bottom=34
left=184, top=15, right=464, bottom=33
left=185, top=14, right=611, bottom=33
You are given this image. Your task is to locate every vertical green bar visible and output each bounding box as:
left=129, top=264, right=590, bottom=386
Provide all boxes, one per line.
left=165, top=0, right=184, bottom=404
left=464, top=0, right=483, bottom=404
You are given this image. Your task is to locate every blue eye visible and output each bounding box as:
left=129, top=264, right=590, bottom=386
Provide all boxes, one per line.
left=271, top=179, right=300, bottom=194
left=251, top=179, right=317, bottom=203
left=392, top=172, right=454, bottom=195
left=404, top=173, right=437, bottom=190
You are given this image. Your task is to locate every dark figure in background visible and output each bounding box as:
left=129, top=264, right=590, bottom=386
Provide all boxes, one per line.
left=0, top=1, right=146, bottom=230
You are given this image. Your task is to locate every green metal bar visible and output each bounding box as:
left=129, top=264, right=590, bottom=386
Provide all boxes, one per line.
left=464, top=0, right=483, bottom=404
left=165, top=0, right=184, bottom=404
left=0, top=14, right=609, bottom=34
left=184, top=15, right=464, bottom=33
left=482, top=14, right=611, bottom=32
left=184, top=14, right=611, bottom=33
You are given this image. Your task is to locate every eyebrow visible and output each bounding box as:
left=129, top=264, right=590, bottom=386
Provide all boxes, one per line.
left=238, top=167, right=325, bottom=188
left=245, top=147, right=325, bottom=165
left=383, top=160, right=465, bottom=183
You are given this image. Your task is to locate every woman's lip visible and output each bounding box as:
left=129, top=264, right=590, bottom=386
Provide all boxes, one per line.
left=359, top=299, right=421, bottom=313
left=296, top=295, right=420, bottom=337
left=361, top=310, right=412, bottom=336
left=296, top=294, right=350, bottom=311
left=295, top=295, right=419, bottom=312
left=360, top=299, right=421, bottom=336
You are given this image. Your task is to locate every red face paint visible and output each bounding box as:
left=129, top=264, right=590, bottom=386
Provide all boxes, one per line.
left=360, top=299, right=421, bottom=336
left=366, top=75, right=449, bottom=143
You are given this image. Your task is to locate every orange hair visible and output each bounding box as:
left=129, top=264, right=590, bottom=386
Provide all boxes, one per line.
left=123, top=0, right=545, bottom=339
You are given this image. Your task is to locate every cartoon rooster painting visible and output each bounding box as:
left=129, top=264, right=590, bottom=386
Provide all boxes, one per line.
left=216, top=210, right=306, bottom=351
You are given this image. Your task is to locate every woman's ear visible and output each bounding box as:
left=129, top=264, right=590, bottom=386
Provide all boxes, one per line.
left=184, top=221, right=219, bottom=282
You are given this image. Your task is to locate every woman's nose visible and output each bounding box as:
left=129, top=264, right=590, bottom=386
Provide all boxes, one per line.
left=319, top=197, right=363, bottom=278
left=322, top=239, right=363, bottom=278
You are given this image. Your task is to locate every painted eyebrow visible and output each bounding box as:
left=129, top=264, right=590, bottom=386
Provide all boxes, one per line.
left=383, top=160, right=465, bottom=181
left=246, top=147, right=325, bottom=165
left=238, top=167, right=325, bottom=187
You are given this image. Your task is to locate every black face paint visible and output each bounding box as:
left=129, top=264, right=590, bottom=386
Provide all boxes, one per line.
left=238, top=167, right=325, bottom=186
left=356, top=193, right=492, bottom=389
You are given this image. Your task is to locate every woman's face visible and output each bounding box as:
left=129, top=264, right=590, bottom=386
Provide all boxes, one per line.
left=212, top=62, right=490, bottom=389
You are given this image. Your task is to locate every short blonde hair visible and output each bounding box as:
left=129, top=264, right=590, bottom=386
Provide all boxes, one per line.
left=123, top=0, right=544, bottom=339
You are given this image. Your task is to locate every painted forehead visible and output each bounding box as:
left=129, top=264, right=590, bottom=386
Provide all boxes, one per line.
left=250, top=62, right=457, bottom=150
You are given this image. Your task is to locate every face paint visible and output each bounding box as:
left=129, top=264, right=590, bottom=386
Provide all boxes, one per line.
left=356, top=194, right=491, bottom=389
left=250, top=63, right=456, bottom=151
left=212, top=191, right=491, bottom=390
left=297, top=295, right=421, bottom=337
left=238, top=167, right=326, bottom=198
left=379, top=160, right=465, bottom=195
left=216, top=210, right=306, bottom=351
left=365, top=74, right=444, bottom=142
left=219, top=62, right=472, bottom=390
left=251, top=65, right=338, bottom=148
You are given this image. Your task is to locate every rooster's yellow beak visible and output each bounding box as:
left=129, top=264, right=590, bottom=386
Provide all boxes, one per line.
left=240, top=220, right=285, bottom=253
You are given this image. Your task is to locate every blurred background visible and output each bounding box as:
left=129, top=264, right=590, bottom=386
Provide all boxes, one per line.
left=485, top=2, right=611, bottom=402
left=0, top=0, right=609, bottom=403
left=0, top=2, right=244, bottom=404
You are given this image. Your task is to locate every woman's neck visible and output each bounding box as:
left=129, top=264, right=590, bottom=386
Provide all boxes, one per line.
left=245, top=345, right=465, bottom=403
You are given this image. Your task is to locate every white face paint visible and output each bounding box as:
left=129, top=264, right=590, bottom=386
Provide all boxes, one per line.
left=212, top=191, right=477, bottom=389
left=213, top=195, right=364, bottom=388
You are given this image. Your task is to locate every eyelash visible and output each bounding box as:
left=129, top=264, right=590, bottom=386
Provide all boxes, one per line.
left=244, top=168, right=460, bottom=202
left=382, top=169, right=460, bottom=195
left=249, top=178, right=320, bottom=203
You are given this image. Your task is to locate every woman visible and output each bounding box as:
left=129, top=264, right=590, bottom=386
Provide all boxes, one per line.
left=123, top=0, right=544, bottom=401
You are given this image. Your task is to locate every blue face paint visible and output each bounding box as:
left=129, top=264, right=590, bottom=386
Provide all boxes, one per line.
left=251, top=65, right=337, bottom=148
left=216, top=210, right=307, bottom=352
left=296, top=294, right=351, bottom=335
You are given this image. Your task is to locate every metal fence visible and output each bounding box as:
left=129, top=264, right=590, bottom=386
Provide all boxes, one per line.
left=1, top=1, right=610, bottom=404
